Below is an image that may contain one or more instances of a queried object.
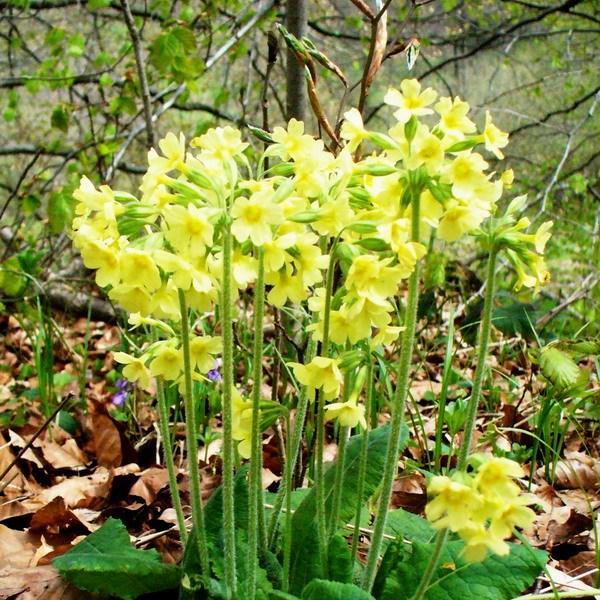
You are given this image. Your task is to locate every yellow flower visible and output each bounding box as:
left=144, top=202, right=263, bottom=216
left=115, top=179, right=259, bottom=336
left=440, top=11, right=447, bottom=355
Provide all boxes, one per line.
left=458, top=522, right=510, bottom=562
left=434, top=96, right=476, bottom=137
left=346, top=255, right=406, bottom=305
left=232, top=249, right=258, bottom=288
left=232, top=387, right=254, bottom=459
left=163, top=204, right=214, bottom=257
left=148, top=132, right=186, bottom=175
left=425, top=474, right=482, bottom=532
left=533, top=221, right=553, bottom=254
left=149, top=343, right=183, bottom=381
left=408, top=126, right=445, bottom=173
left=289, top=356, right=343, bottom=400
left=324, top=398, right=367, bottom=429
left=481, top=111, right=509, bottom=159
left=446, top=152, right=488, bottom=200
left=340, top=108, right=369, bottom=150
left=78, top=238, right=121, bottom=288
left=152, top=280, right=181, bottom=321
left=109, top=284, right=153, bottom=316
left=74, top=176, right=118, bottom=214
left=262, top=233, right=296, bottom=273
left=384, top=79, right=437, bottom=123
left=119, top=249, right=162, bottom=292
left=113, top=352, right=152, bottom=389
left=191, top=126, right=248, bottom=161
left=294, top=234, right=329, bottom=286
left=189, top=335, right=223, bottom=373
left=437, top=201, right=489, bottom=242
left=474, top=456, right=524, bottom=499
left=489, top=495, right=536, bottom=540
left=271, top=118, right=323, bottom=161
left=230, top=193, right=283, bottom=246
left=312, top=196, right=354, bottom=237
left=266, top=264, right=307, bottom=307
left=371, top=325, right=404, bottom=348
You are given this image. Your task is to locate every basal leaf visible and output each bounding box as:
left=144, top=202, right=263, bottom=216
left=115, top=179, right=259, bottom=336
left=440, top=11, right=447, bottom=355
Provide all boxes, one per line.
left=301, top=579, right=374, bottom=600
left=53, top=517, right=181, bottom=600
left=381, top=540, right=546, bottom=600
left=289, top=424, right=403, bottom=594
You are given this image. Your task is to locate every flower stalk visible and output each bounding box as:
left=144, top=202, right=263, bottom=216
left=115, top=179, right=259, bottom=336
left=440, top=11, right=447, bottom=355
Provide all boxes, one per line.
left=221, top=219, right=237, bottom=596
left=156, top=377, right=187, bottom=543
left=178, top=290, right=210, bottom=580
left=350, top=355, right=374, bottom=559
left=247, top=248, right=266, bottom=599
left=362, top=192, right=421, bottom=592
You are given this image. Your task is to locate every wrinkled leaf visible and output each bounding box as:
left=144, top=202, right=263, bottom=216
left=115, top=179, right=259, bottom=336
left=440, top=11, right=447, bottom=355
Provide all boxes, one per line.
left=53, top=517, right=181, bottom=599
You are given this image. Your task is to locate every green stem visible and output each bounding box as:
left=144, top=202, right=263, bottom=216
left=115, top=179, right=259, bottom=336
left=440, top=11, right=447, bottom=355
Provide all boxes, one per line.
left=247, top=249, right=265, bottom=600
left=282, top=413, right=294, bottom=593
left=362, top=194, right=421, bottom=592
left=314, top=248, right=337, bottom=573
left=178, top=290, right=210, bottom=580
left=408, top=529, right=448, bottom=600
left=328, top=425, right=349, bottom=537
left=433, top=308, right=455, bottom=473
left=457, top=248, right=497, bottom=471
left=350, top=356, right=374, bottom=559
left=221, top=219, right=237, bottom=597
left=267, top=340, right=316, bottom=550
left=411, top=248, right=498, bottom=600
left=156, top=377, right=187, bottom=543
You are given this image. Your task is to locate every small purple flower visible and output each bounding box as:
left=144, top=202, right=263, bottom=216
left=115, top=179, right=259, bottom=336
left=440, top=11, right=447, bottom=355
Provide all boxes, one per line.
left=116, top=378, right=129, bottom=391
left=207, top=359, right=222, bottom=383
left=112, top=390, right=128, bottom=407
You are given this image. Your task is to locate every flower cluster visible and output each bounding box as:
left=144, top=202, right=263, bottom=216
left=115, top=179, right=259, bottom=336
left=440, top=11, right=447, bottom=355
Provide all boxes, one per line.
left=425, top=456, right=536, bottom=561
left=70, top=78, right=551, bottom=445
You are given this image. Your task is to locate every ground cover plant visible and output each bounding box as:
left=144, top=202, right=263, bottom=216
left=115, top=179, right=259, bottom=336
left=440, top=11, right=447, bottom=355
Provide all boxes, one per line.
left=0, top=2, right=599, bottom=600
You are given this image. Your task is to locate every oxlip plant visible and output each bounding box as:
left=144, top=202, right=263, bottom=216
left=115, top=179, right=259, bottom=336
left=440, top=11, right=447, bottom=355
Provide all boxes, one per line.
left=55, top=79, right=556, bottom=600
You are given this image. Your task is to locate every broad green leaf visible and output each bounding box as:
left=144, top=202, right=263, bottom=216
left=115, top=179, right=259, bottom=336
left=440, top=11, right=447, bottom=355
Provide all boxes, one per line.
left=52, top=517, right=181, bottom=600
left=289, top=424, right=403, bottom=594
left=301, top=579, right=374, bottom=600
left=380, top=540, right=546, bottom=600
left=327, top=534, right=352, bottom=584
left=384, top=508, right=435, bottom=544
left=539, top=346, right=581, bottom=390
left=48, top=190, right=75, bottom=233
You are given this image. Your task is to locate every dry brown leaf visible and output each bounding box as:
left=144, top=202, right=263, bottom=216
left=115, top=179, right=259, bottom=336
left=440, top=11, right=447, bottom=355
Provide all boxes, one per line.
left=392, top=472, right=427, bottom=513
left=7, top=430, right=43, bottom=468
left=0, top=524, right=38, bottom=568
left=91, top=413, right=122, bottom=468
left=551, top=452, right=600, bottom=490
left=262, top=468, right=281, bottom=490
left=0, top=564, right=94, bottom=600
left=128, top=467, right=169, bottom=504
left=38, top=438, right=88, bottom=470
left=36, top=467, right=112, bottom=509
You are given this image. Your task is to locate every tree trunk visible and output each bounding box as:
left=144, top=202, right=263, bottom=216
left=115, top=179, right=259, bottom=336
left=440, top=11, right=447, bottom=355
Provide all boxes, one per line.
left=285, top=0, right=308, bottom=120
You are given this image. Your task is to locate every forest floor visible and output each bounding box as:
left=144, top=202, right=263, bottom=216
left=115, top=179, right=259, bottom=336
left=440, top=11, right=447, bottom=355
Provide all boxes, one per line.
left=0, top=311, right=598, bottom=599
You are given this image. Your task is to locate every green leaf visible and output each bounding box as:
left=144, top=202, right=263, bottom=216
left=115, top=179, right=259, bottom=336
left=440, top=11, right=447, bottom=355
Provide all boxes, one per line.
left=327, top=534, right=352, bottom=584
left=289, top=424, right=404, bottom=594
left=384, top=509, right=435, bottom=544
left=51, top=104, right=69, bottom=132
left=539, top=346, right=581, bottom=390
left=380, top=540, right=546, bottom=600
left=48, top=190, right=75, bottom=234
left=301, top=580, right=374, bottom=600
left=52, top=517, right=181, bottom=600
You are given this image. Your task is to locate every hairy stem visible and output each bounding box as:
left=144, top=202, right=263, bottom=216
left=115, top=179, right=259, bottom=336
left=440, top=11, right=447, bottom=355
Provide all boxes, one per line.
left=350, top=356, right=374, bottom=559
left=221, top=220, right=237, bottom=596
left=247, top=249, right=265, bottom=600
left=362, top=193, right=421, bottom=591
left=156, top=378, right=187, bottom=543
left=178, top=290, right=210, bottom=580
left=457, top=248, right=497, bottom=470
